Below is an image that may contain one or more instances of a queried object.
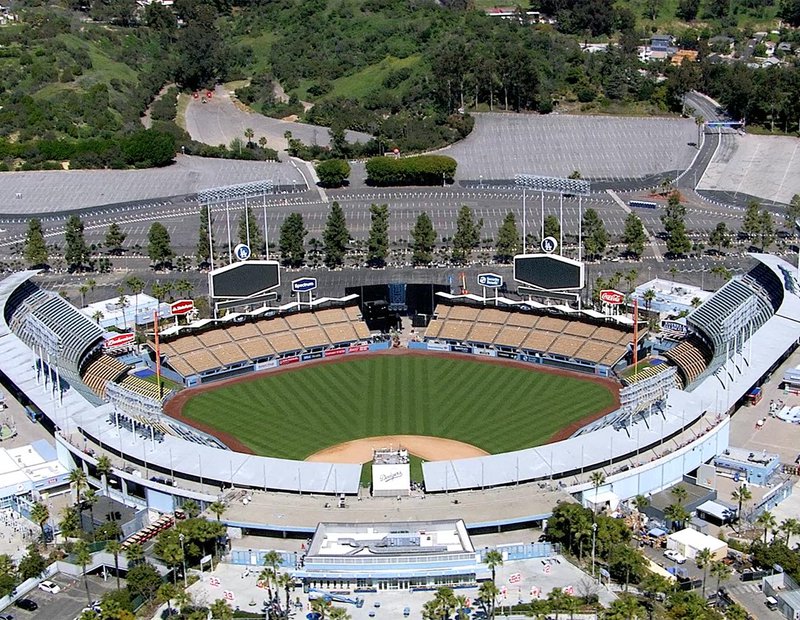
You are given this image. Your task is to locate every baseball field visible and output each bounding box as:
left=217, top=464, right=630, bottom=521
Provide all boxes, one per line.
left=172, top=353, right=618, bottom=461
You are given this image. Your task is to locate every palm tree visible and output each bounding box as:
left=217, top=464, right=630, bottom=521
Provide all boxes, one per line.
left=643, top=288, right=656, bottom=312
left=454, top=594, right=469, bottom=620
left=589, top=470, right=605, bottom=512
left=79, top=284, right=89, bottom=307
left=731, top=484, right=752, bottom=533
left=670, top=485, right=688, bottom=505
left=310, top=598, right=330, bottom=619
left=30, top=502, right=49, bottom=544
left=84, top=488, right=98, bottom=539
left=756, top=511, right=777, bottom=544
left=258, top=136, right=268, bottom=149
left=633, top=495, right=650, bottom=512
left=209, top=598, right=233, bottom=620
left=125, top=276, right=145, bottom=328
left=95, top=455, right=112, bottom=496
left=484, top=549, right=503, bottom=586
left=328, top=607, right=351, bottom=620
left=606, top=594, right=644, bottom=619
left=92, top=309, right=104, bottom=324
left=478, top=580, right=499, bottom=619
left=69, top=467, right=88, bottom=508
left=158, top=582, right=178, bottom=617
left=258, top=566, right=275, bottom=604
left=664, top=503, right=689, bottom=531
left=780, top=517, right=800, bottom=546
left=710, top=560, right=731, bottom=596
left=116, top=286, right=129, bottom=329
left=695, top=547, right=713, bottom=598
left=124, top=541, right=144, bottom=567
left=244, top=127, right=254, bottom=147
left=625, top=269, right=638, bottom=292
left=181, top=499, right=200, bottom=518
left=277, top=571, right=294, bottom=614
left=174, top=278, right=194, bottom=300
left=106, top=539, right=122, bottom=589
left=74, top=539, right=93, bottom=606
left=208, top=501, right=226, bottom=522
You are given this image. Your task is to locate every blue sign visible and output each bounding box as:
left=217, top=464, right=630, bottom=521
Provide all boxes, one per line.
left=541, top=236, right=558, bottom=253
left=478, top=273, right=503, bottom=288
left=291, top=277, right=318, bottom=293
left=234, top=243, right=251, bottom=261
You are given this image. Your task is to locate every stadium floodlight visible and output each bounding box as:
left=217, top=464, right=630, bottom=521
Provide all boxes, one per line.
left=197, top=180, right=275, bottom=269
left=515, top=174, right=592, bottom=261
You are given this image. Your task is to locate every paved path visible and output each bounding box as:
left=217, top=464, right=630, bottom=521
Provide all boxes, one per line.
left=182, top=85, right=371, bottom=152
left=606, top=189, right=663, bottom=263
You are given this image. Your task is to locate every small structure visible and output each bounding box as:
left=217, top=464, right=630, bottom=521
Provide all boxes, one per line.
left=82, top=294, right=168, bottom=330
left=714, top=447, right=780, bottom=485
left=631, top=279, right=711, bottom=321
left=0, top=440, right=70, bottom=501
left=296, top=520, right=482, bottom=590
left=667, top=528, right=727, bottom=561
left=371, top=448, right=410, bottom=497
left=763, top=572, right=800, bottom=620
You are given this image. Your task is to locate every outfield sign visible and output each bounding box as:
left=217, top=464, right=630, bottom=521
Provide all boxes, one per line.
left=170, top=299, right=194, bottom=315
left=541, top=236, right=558, bottom=254
left=234, top=243, right=251, bottom=261
left=662, top=320, right=688, bottom=334
left=291, top=277, right=318, bottom=293
left=104, top=332, right=135, bottom=349
left=600, top=290, right=625, bottom=305
left=478, top=273, right=503, bottom=288
left=513, top=254, right=584, bottom=291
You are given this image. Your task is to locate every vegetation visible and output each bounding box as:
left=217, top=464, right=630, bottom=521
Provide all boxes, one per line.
left=180, top=355, right=616, bottom=459
left=366, top=204, right=390, bottom=267
left=366, top=155, right=457, bottom=187
left=410, top=213, right=438, bottom=266
left=452, top=205, right=483, bottom=263
left=278, top=212, right=307, bottom=267
left=322, top=202, right=350, bottom=268
left=316, top=158, right=351, bottom=188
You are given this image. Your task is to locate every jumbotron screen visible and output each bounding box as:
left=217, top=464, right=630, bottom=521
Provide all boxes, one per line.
left=513, top=254, right=584, bottom=291
left=209, top=261, right=280, bottom=299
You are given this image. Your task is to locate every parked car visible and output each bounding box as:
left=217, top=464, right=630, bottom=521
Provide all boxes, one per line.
left=38, top=580, right=61, bottom=594
left=0, top=612, right=14, bottom=620
left=13, top=599, right=38, bottom=611
left=665, top=549, right=687, bottom=564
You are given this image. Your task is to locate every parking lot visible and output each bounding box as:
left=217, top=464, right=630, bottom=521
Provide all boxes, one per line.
left=2, top=574, right=119, bottom=620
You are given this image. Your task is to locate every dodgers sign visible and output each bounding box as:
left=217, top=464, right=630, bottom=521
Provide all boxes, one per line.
left=233, top=243, right=251, bottom=261
left=478, top=273, right=503, bottom=288
left=291, top=277, right=318, bottom=293
left=541, top=236, right=558, bottom=253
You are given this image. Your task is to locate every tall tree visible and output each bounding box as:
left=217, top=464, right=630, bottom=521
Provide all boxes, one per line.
left=622, top=213, right=646, bottom=258
left=367, top=203, right=389, bottom=267
left=758, top=209, right=775, bottom=251
left=661, top=192, right=692, bottom=256
left=24, top=218, right=49, bottom=266
left=196, top=204, right=212, bottom=266
left=708, top=222, right=732, bottom=252
left=30, top=502, right=49, bottom=544
left=410, top=213, right=437, bottom=266
left=582, top=208, right=608, bottom=260
left=237, top=205, right=263, bottom=255
left=543, top=214, right=560, bottom=243
left=65, top=214, right=90, bottom=271
left=105, top=222, right=127, bottom=255
left=742, top=200, right=761, bottom=240
left=452, top=206, right=483, bottom=262
left=147, top=222, right=174, bottom=268
left=731, top=484, right=752, bottom=533
left=784, top=194, right=800, bottom=232
left=106, top=539, right=123, bottom=590
left=74, top=539, right=93, bottom=606
left=495, top=212, right=519, bottom=263
left=695, top=547, right=713, bottom=598
left=323, top=202, right=350, bottom=268
left=279, top=213, right=307, bottom=267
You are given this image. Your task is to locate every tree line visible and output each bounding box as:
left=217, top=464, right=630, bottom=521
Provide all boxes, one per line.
left=24, top=194, right=799, bottom=275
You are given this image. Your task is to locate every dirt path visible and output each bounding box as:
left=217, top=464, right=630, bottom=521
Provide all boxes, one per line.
left=305, top=435, right=489, bottom=464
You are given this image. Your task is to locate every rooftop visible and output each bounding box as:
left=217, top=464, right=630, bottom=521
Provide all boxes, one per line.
left=308, top=520, right=473, bottom=557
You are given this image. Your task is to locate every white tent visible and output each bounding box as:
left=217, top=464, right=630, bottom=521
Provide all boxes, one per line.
left=667, top=528, right=727, bottom=560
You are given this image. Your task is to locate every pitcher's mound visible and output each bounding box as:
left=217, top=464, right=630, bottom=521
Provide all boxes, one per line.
left=305, top=435, right=488, bottom=464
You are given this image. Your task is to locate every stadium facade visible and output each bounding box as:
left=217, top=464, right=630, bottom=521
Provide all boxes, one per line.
left=0, top=253, right=797, bottom=538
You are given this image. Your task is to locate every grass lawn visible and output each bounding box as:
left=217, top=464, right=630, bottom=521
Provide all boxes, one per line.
left=360, top=454, right=424, bottom=487
left=179, top=355, right=615, bottom=460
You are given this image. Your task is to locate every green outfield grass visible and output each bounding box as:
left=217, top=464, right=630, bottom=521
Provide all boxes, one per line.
left=179, top=355, right=616, bottom=460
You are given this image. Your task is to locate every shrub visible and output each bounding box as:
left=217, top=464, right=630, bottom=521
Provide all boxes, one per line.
left=365, top=154, right=457, bottom=186
left=315, top=158, right=351, bottom=187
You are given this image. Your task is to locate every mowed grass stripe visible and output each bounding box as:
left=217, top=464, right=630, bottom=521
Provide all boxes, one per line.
left=180, top=355, right=615, bottom=459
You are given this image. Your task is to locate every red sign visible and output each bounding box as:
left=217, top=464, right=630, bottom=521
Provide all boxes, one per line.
left=324, top=348, right=346, bottom=357
left=193, top=92, right=199, bottom=99
left=280, top=356, right=300, bottom=366
left=206, top=91, right=213, bottom=99
left=170, top=299, right=194, bottom=316
left=104, top=333, right=135, bottom=349
left=600, top=289, right=625, bottom=305
left=348, top=345, right=369, bottom=353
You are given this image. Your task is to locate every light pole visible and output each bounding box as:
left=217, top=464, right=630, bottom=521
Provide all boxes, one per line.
left=179, top=533, right=187, bottom=588
left=591, top=522, right=598, bottom=581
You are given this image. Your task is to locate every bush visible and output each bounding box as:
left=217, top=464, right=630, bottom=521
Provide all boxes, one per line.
left=315, top=158, right=350, bottom=187
left=365, top=155, right=457, bottom=186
